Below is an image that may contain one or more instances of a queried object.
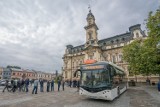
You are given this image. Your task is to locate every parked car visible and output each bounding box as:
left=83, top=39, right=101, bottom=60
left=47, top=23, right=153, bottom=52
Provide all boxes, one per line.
left=0, top=80, right=6, bottom=86
left=0, top=80, right=11, bottom=87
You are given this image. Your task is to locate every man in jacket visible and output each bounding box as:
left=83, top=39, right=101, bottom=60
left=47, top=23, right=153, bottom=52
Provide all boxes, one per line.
left=40, top=79, right=44, bottom=92
left=58, top=80, right=61, bottom=91
left=25, top=78, right=29, bottom=92
left=32, top=79, right=38, bottom=94
left=51, top=80, right=54, bottom=91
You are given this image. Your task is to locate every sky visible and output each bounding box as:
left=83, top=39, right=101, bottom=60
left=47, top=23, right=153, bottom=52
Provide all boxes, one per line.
left=0, top=0, right=159, bottom=73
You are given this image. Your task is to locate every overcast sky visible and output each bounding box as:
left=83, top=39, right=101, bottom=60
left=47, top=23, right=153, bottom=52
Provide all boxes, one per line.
left=0, top=0, right=159, bottom=73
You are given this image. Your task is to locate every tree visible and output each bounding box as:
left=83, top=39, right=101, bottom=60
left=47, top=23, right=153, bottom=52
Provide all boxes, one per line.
left=123, top=8, right=160, bottom=77
left=122, top=40, right=142, bottom=81
left=145, top=9, right=160, bottom=75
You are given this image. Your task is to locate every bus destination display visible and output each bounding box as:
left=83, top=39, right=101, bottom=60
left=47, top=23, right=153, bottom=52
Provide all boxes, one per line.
left=82, top=65, right=105, bottom=70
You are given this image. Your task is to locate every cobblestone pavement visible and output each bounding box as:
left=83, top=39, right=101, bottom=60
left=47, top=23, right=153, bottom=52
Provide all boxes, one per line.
left=0, top=85, right=160, bottom=107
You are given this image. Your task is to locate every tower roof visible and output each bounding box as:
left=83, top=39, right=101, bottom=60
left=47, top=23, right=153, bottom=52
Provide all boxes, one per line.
left=86, top=10, right=95, bottom=20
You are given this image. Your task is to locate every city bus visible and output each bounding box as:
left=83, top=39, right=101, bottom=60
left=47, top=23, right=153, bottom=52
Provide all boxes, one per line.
left=75, top=60, right=127, bottom=101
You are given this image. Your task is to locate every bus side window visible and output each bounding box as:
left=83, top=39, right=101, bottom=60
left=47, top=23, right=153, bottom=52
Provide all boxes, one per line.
left=110, top=66, right=116, bottom=77
left=109, top=66, right=117, bottom=85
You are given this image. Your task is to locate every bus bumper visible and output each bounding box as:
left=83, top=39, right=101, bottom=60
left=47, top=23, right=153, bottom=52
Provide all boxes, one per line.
left=79, top=88, right=114, bottom=101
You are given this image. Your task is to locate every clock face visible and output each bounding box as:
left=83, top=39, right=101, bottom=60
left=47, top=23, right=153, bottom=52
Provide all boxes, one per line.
left=88, top=31, right=92, bottom=40
left=88, top=18, right=92, bottom=25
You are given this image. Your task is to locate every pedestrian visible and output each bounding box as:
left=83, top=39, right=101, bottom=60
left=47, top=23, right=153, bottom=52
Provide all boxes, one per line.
left=47, top=80, right=50, bottom=92
left=40, top=79, right=44, bottom=92
left=10, top=80, right=16, bottom=92
left=158, top=79, right=160, bottom=93
left=32, top=79, right=38, bottom=94
left=69, top=80, right=72, bottom=88
left=17, top=79, right=21, bottom=92
left=2, top=80, right=10, bottom=92
left=21, top=79, right=25, bottom=92
left=62, top=78, right=65, bottom=91
left=77, top=80, right=80, bottom=92
left=146, top=78, right=150, bottom=85
left=25, top=78, right=29, bottom=92
left=51, top=80, right=54, bottom=91
left=58, top=80, right=61, bottom=91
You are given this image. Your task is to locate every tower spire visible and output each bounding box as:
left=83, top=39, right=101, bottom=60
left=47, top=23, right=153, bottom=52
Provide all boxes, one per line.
left=88, top=4, right=91, bottom=13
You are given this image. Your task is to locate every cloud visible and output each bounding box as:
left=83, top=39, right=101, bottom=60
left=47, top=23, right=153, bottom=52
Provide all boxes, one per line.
left=0, top=0, right=158, bottom=73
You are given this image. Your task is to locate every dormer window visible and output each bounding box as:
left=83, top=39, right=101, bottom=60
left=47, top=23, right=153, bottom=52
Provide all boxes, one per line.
left=116, top=39, right=119, bottom=43
left=122, top=38, right=125, bottom=41
left=111, top=40, right=114, bottom=44
left=88, top=18, right=92, bottom=25
left=136, top=33, right=139, bottom=38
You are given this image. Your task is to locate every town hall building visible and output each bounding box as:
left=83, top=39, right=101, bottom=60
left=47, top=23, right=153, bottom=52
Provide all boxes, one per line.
left=62, top=9, right=146, bottom=81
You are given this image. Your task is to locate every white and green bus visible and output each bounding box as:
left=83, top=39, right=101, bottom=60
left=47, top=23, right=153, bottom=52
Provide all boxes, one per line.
left=75, top=60, right=127, bottom=101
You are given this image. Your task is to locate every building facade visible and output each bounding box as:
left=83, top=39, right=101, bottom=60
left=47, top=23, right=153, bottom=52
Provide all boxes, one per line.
left=1, top=67, right=54, bottom=80
left=0, top=67, right=3, bottom=79
left=2, top=68, right=12, bottom=79
left=62, top=10, right=146, bottom=81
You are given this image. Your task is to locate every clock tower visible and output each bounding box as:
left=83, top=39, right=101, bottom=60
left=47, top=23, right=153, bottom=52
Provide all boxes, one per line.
left=84, top=9, right=99, bottom=47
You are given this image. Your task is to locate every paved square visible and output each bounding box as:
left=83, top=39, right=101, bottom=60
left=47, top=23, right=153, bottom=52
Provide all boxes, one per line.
left=0, top=84, right=160, bottom=107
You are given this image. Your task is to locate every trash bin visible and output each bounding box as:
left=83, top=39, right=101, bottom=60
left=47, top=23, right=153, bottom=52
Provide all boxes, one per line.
left=129, top=80, right=136, bottom=86
left=152, top=82, right=155, bottom=85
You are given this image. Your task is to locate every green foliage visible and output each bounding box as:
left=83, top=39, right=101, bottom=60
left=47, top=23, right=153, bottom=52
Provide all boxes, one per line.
left=123, top=9, right=160, bottom=75
left=7, top=65, right=21, bottom=69
left=123, top=40, right=142, bottom=75
left=54, top=76, right=62, bottom=83
left=145, top=9, right=160, bottom=74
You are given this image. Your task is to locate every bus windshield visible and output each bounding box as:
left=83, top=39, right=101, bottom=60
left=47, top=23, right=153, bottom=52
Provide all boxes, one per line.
left=81, top=69, right=110, bottom=88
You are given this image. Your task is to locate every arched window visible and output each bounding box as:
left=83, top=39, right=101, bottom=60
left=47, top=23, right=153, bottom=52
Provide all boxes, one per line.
left=88, top=32, right=92, bottom=40
left=112, top=55, right=116, bottom=63
left=136, top=33, right=139, bottom=38
left=72, top=62, right=74, bottom=68
left=118, top=54, right=123, bottom=62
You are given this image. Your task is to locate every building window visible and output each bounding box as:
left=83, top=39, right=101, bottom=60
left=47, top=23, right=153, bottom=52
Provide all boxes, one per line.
left=112, top=55, right=116, bottom=63
left=88, top=32, right=92, bottom=40
left=80, top=61, right=83, bottom=64
left=111, top=45, right=114, bottom=48
left=119, top=54, right=122, bottom=62
left=136, top=33, right=139, bottom=38
left=111, top=40, right=114, bottom=44
left=89, top=55, right=93, bottom=59
left=72, top=62, right=74, bottom=68
left=116, top=39, right=119, bottom=43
